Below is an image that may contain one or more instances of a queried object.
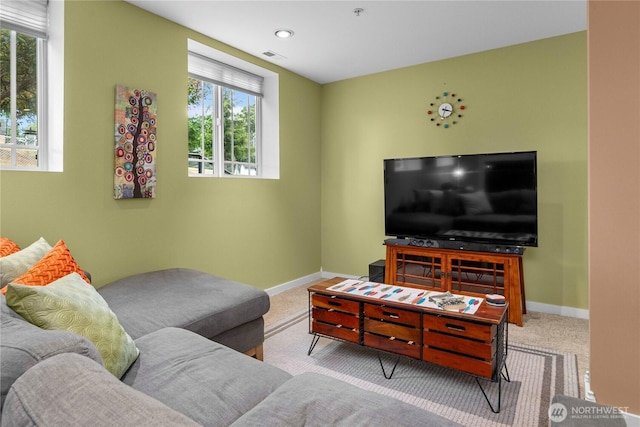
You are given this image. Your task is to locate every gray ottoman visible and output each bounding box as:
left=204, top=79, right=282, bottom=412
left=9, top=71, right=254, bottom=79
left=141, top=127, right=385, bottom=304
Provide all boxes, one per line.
left=98, top=268, right=269, bottom=359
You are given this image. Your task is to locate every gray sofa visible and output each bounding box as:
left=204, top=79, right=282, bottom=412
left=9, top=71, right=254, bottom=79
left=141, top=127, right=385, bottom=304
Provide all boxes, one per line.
left=1, top=268, right=460, bottom=427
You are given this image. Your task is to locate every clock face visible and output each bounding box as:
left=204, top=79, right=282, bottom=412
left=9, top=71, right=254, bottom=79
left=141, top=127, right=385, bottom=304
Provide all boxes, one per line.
left=427, top=92, right=465, bottom=128
left=438, top=103, right=453, bottom=118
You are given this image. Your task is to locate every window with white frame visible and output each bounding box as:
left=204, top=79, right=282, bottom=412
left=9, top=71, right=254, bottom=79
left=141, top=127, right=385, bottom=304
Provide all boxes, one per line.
left=187, top=40, right=279, bottom=179
left=0, top=0, right=63, bottom=171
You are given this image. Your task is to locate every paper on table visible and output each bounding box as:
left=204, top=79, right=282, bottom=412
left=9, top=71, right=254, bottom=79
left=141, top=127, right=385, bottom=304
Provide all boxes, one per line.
left=326, top=279, right=483, bottom=314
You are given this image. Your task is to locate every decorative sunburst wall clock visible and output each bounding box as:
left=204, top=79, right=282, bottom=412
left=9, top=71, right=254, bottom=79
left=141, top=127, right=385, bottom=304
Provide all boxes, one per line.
left=427, top=92, right=466, bottom=129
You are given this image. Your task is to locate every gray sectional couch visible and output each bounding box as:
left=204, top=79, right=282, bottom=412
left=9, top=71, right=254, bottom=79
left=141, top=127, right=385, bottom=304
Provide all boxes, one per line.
left=1, top=268, right=460, bottom=426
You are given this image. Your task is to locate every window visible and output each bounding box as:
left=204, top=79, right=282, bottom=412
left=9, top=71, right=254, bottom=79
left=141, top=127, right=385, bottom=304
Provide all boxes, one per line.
left=187, top=40, right=279, bottom=179
left=0, top=29, right=41, bottom=168
left=0, top=0, right=63, bottom=171
left=188, top=57, right=260, bottom=176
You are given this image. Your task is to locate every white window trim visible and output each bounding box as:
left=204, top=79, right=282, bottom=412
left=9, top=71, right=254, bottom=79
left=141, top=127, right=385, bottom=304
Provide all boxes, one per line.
left=46, top=0, right=64, bottom=172
left=0, top=0, right=64, bottom=172
left=187, top=39, right=279, bottom=179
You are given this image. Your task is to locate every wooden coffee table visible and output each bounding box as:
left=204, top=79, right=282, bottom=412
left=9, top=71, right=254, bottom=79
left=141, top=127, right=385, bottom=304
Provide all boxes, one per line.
left=307, top=277, right=510, bottom=413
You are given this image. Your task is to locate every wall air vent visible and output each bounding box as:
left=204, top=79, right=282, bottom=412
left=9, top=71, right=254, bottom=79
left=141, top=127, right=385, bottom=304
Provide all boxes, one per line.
left=262, top=51, right=286, bottom=60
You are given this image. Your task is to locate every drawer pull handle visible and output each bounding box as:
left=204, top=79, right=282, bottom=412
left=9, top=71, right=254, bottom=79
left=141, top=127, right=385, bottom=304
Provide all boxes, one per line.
left=446, top=323, right=466, bottom=332
left=382, top=311, right=400, bottom=319
left=328, top=301, right=342, bottom=307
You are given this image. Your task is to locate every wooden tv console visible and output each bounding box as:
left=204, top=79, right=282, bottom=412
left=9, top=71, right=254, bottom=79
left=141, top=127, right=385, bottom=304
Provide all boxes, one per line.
left=384, top=240, right=525, bottom=326
left=307, top=277, right=509, bottom=412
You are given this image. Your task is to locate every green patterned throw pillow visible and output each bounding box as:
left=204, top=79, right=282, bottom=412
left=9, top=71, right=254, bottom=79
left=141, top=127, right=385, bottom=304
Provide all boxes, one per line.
left=5, top=273, right=139, bottom=378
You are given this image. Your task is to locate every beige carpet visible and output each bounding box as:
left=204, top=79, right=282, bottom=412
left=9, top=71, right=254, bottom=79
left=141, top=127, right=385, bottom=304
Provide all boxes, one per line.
left=265, top=281, right=589, bottom=398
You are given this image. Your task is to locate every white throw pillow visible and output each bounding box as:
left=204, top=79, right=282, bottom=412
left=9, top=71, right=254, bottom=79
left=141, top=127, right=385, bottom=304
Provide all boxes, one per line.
left=0, top=237, right=51, bottom=286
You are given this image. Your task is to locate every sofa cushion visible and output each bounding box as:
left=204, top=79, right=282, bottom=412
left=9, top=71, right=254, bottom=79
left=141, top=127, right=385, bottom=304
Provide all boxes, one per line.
left=2, top=353, right=200, bottom=427
left=0, top=238, right=20, bottom=257
left=5, top=273, right=138, bottom=378
left=231, top=372, right=462, bottom=427
left=98, top=268, right=270, bottom=344
left=0, top=237, right=51, bottom=290
left=0, top=294, right=102, bottom=412
left=122, top=327, right=291, bottom=426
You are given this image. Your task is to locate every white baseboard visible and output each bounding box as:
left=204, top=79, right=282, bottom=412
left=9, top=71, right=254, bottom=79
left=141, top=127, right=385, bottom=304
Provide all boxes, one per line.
left=320, top=270, right=363, bottom=280
left=268, top=271, right=590, bottom=321
left=584, top=371, right=596, bottom=402
left=265, top=271, right=365, bottom=296
left=526, top=301, right=589, bottom=319
left=265, top=272, right=323, bottom=296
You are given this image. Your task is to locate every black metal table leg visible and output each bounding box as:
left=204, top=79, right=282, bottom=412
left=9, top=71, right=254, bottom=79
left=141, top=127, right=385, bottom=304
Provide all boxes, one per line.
left=307, top=334, right=321, bottom=355
left=377, top=352, right=401, bottom=379
left=474, top=363, right=510, bottom=413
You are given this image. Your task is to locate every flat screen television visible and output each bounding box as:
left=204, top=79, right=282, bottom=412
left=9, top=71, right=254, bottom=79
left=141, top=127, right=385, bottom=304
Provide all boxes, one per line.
left=384, top=151, right=538, bottom=247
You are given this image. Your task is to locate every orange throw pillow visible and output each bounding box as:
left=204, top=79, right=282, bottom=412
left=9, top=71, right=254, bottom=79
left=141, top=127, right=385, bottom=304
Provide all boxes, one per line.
left=0, top=238, right=20, bottom=257
left=1, top=240, right=91, bottom=295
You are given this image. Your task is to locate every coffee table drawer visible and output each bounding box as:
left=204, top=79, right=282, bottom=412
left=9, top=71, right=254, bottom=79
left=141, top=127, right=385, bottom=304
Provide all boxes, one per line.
left=312, top=320, right=359, bottom=344
left=364, top=318, right=421, bottom=343
left=312, top=307, right=359, bottom=330
left=312, top=293, right=360, bottom=315
left=423, top=347, right=494, bottom=378
left=423, top=330, right=495, bottom=361
left=424, top=314, right=496, bottom=342
left=364, top=332, right=421, bottom=359
left=364, top=304, right=420, bottom=327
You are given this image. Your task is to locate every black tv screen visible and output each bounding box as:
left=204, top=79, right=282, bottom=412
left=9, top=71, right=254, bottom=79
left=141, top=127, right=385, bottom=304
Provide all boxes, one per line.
left=384, top=151, right=538, bottom=247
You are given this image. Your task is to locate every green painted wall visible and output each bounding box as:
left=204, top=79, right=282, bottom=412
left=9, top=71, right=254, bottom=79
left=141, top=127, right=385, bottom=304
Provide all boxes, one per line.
left=320, top=32, right=588, bottom=309
left=0, top=0, right=587, bottom=309
left=0, top=1, right=322, bottom=289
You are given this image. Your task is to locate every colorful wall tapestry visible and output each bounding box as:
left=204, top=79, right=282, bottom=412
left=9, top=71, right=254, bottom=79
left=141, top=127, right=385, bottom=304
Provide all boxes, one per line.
left=114, top=85, right=157, bottom=199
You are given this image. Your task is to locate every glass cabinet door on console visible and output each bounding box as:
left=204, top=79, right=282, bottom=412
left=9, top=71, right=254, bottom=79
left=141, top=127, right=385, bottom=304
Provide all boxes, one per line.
left=384, top=242, right=524, bottom=326
left=447, top=253, right=505, bottom=296
left=385, top=247, right=445, bottom=291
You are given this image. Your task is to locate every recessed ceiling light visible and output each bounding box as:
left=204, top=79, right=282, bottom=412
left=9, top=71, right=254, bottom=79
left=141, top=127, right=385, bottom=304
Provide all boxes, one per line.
left=274, top=29, right=294, bottom=39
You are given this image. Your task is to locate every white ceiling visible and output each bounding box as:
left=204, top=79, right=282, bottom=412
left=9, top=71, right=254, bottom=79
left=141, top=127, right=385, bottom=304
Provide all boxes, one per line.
left=126, top=0, right=587, bottom=84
